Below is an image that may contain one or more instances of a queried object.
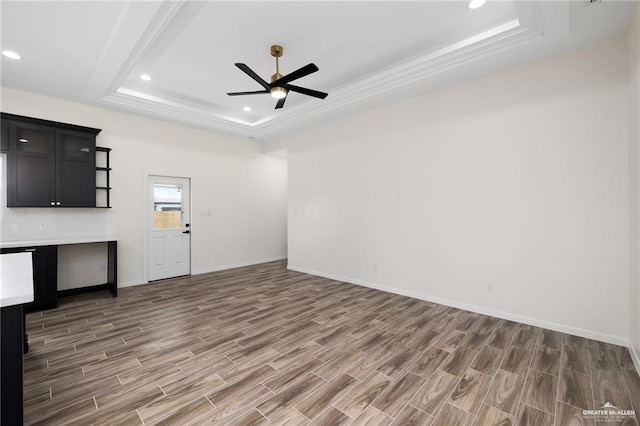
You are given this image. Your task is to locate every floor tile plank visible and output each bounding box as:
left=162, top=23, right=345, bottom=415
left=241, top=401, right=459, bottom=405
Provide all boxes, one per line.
left=558, top=368, right=593, bottom=410
left=296, top=373, right=357, bottom=420
left=372, top=372, right=426, bottom=418
left=432, top=403, right=474, bottom=425
left=410, top=369, right=459, bottom=416
left=473, top=404, right=514, bottom=426
left=447, top=368, right=491, bottom=415
left=485, top=369, right=525, bottom=416
left=335, top=371, right=393, bottom=419
left=521, top=369, right=557, bottom=415
left=391, top=405, right=434, bottom=426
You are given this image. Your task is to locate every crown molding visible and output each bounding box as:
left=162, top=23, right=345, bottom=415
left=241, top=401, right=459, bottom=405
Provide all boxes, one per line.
left=95, top=1, right=560, bottom=140
left=253, top=19, right=545, bottom=139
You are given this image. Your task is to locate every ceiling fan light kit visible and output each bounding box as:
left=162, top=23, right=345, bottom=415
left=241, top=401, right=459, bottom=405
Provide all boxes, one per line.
left=227, top=44, right=328, bottom=109
left=270, top=87, right=288, bottom=99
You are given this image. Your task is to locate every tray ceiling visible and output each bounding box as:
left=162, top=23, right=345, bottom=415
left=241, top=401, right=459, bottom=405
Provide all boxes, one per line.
left=1, top=1, right=636, bottom=140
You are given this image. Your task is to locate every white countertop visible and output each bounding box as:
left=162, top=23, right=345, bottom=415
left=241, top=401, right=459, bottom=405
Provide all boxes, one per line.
left=0, top=252, right=34, bottom=307
left=0, top=236, right=117, bottom=249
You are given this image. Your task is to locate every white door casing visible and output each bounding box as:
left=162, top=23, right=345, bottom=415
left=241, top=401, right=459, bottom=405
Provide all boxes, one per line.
left=148, top=175, right=191, bottom=281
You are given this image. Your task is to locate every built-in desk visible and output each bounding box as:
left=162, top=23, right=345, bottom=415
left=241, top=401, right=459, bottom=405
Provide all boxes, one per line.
left=1, top=252, right=35, bottom=426
left=0, top=239, right=116, bottom=425
left=0, top=238, right=117, bottom=313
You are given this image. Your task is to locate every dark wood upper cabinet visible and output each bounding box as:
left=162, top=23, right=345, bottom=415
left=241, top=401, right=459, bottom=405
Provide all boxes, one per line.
left=7, top=121, right=56, bottom=207
left=56, top=129, right=96, bottom=207
left=1, top=118, right=8, bottom=152
left=2, top=113, right=101, bottom=207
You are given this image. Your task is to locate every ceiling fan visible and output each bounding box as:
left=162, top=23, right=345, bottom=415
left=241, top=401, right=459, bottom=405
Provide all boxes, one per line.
left=227, top=45, right=328, bottom=109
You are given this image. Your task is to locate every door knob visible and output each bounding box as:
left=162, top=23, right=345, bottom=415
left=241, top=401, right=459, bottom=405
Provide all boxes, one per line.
left=182, top=230, right=190, bottom=234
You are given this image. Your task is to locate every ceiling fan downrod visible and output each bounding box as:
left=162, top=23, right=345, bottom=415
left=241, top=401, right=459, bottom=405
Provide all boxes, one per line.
left=270, top=45, right=286, bottom=98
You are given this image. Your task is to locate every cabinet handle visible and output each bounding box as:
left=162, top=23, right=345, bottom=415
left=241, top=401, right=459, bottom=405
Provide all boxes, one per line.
left=56, top=202, right=61, bottom=206
left=24, top=248, right=36, bottom=252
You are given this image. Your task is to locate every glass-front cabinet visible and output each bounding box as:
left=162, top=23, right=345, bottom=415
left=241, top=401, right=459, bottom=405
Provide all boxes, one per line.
left=2, top=113, right=101, bottom=207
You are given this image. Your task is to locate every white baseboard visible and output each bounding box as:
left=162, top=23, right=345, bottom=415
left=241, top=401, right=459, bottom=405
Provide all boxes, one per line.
left=118, top=279, right=147, bottom=288
left=288, top=264, right=630, bottom=347
left=193, top=256, right=288, bottom=276
left=118, top=256, right=287, bottom=288
left=631, top=345, right=640, bottom=375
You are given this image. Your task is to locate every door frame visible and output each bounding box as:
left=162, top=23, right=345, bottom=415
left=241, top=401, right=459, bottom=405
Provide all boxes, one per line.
left=142, top=174, right=192, bottom=283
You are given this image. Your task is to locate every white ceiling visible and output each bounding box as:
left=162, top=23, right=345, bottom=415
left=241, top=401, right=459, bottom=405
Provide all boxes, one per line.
left=1, top=1, right=637, bottom=140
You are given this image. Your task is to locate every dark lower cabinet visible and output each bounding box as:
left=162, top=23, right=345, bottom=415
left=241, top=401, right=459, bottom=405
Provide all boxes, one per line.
left=0, top=246, right=58, bottom=312
left=1, top=304, right=25, bottom=425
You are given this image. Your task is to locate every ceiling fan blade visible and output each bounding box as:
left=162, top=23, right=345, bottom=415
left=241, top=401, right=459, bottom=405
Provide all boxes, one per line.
left=271, top=63, right=319, bottom=86
left=275, top=96, right=287, bottom=109
left=284, top=84, right=328, bottom=99
left=235, top=63, right=270, bottom=90
left=227, top=90, right=269, bottom=96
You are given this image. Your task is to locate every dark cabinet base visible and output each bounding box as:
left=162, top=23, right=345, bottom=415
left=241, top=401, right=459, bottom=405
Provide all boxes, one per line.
left=1, top=304, right=25, bottom=425
left=0, top=246, right=58, bottom=312
left=1, top=241, right=117, bottom=314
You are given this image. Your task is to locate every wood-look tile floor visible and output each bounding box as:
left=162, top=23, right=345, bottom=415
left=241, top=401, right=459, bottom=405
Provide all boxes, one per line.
left=23, top=260, right=640, bottom=425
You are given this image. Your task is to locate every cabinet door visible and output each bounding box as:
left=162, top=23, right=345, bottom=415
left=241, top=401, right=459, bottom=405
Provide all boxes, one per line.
left=1, top=119, right=8, bottom=152
left=7, top=122, right=56, bottom=207
left=56, top=130, right=96, bottom=207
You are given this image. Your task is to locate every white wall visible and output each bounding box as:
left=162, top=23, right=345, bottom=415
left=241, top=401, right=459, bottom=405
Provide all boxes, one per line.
left=0, top=87, right=288, bottom=288
left=628, top=7, right=640, bottom=366
left=272, top=36, right=630, bottom=345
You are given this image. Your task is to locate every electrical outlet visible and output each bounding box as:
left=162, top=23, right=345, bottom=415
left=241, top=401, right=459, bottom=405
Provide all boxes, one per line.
left=11, top=224, right=19, bottom=232
left=99, top=262, right=107, bottom=271
left=373, top=263, right=378, bottom=272
left=486, top=282, right=494, bottom=293
left=39, top=223, right=47, bottom=231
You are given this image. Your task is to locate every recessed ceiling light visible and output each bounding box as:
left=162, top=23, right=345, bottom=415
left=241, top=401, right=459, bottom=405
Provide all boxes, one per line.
left=243, top=106, right=251, bottom=112
left=468, top=0, right=486, bottom=9
left=140, top=74, right=151, bottom=81
left=2, top=50, right=22, bottom=60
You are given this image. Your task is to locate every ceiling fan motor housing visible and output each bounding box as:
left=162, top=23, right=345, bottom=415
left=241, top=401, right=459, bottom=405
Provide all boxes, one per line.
left=270, top=45, right=284, bottom=58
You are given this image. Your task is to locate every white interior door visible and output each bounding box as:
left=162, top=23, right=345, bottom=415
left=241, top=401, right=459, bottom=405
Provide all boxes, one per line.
left=148, top=176, right=191, bottom=281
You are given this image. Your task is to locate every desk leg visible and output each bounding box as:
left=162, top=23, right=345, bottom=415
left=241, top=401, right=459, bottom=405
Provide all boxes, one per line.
left=1, top=304, right=25, bottom=425
left=107, top=241, right=117, bottom=297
